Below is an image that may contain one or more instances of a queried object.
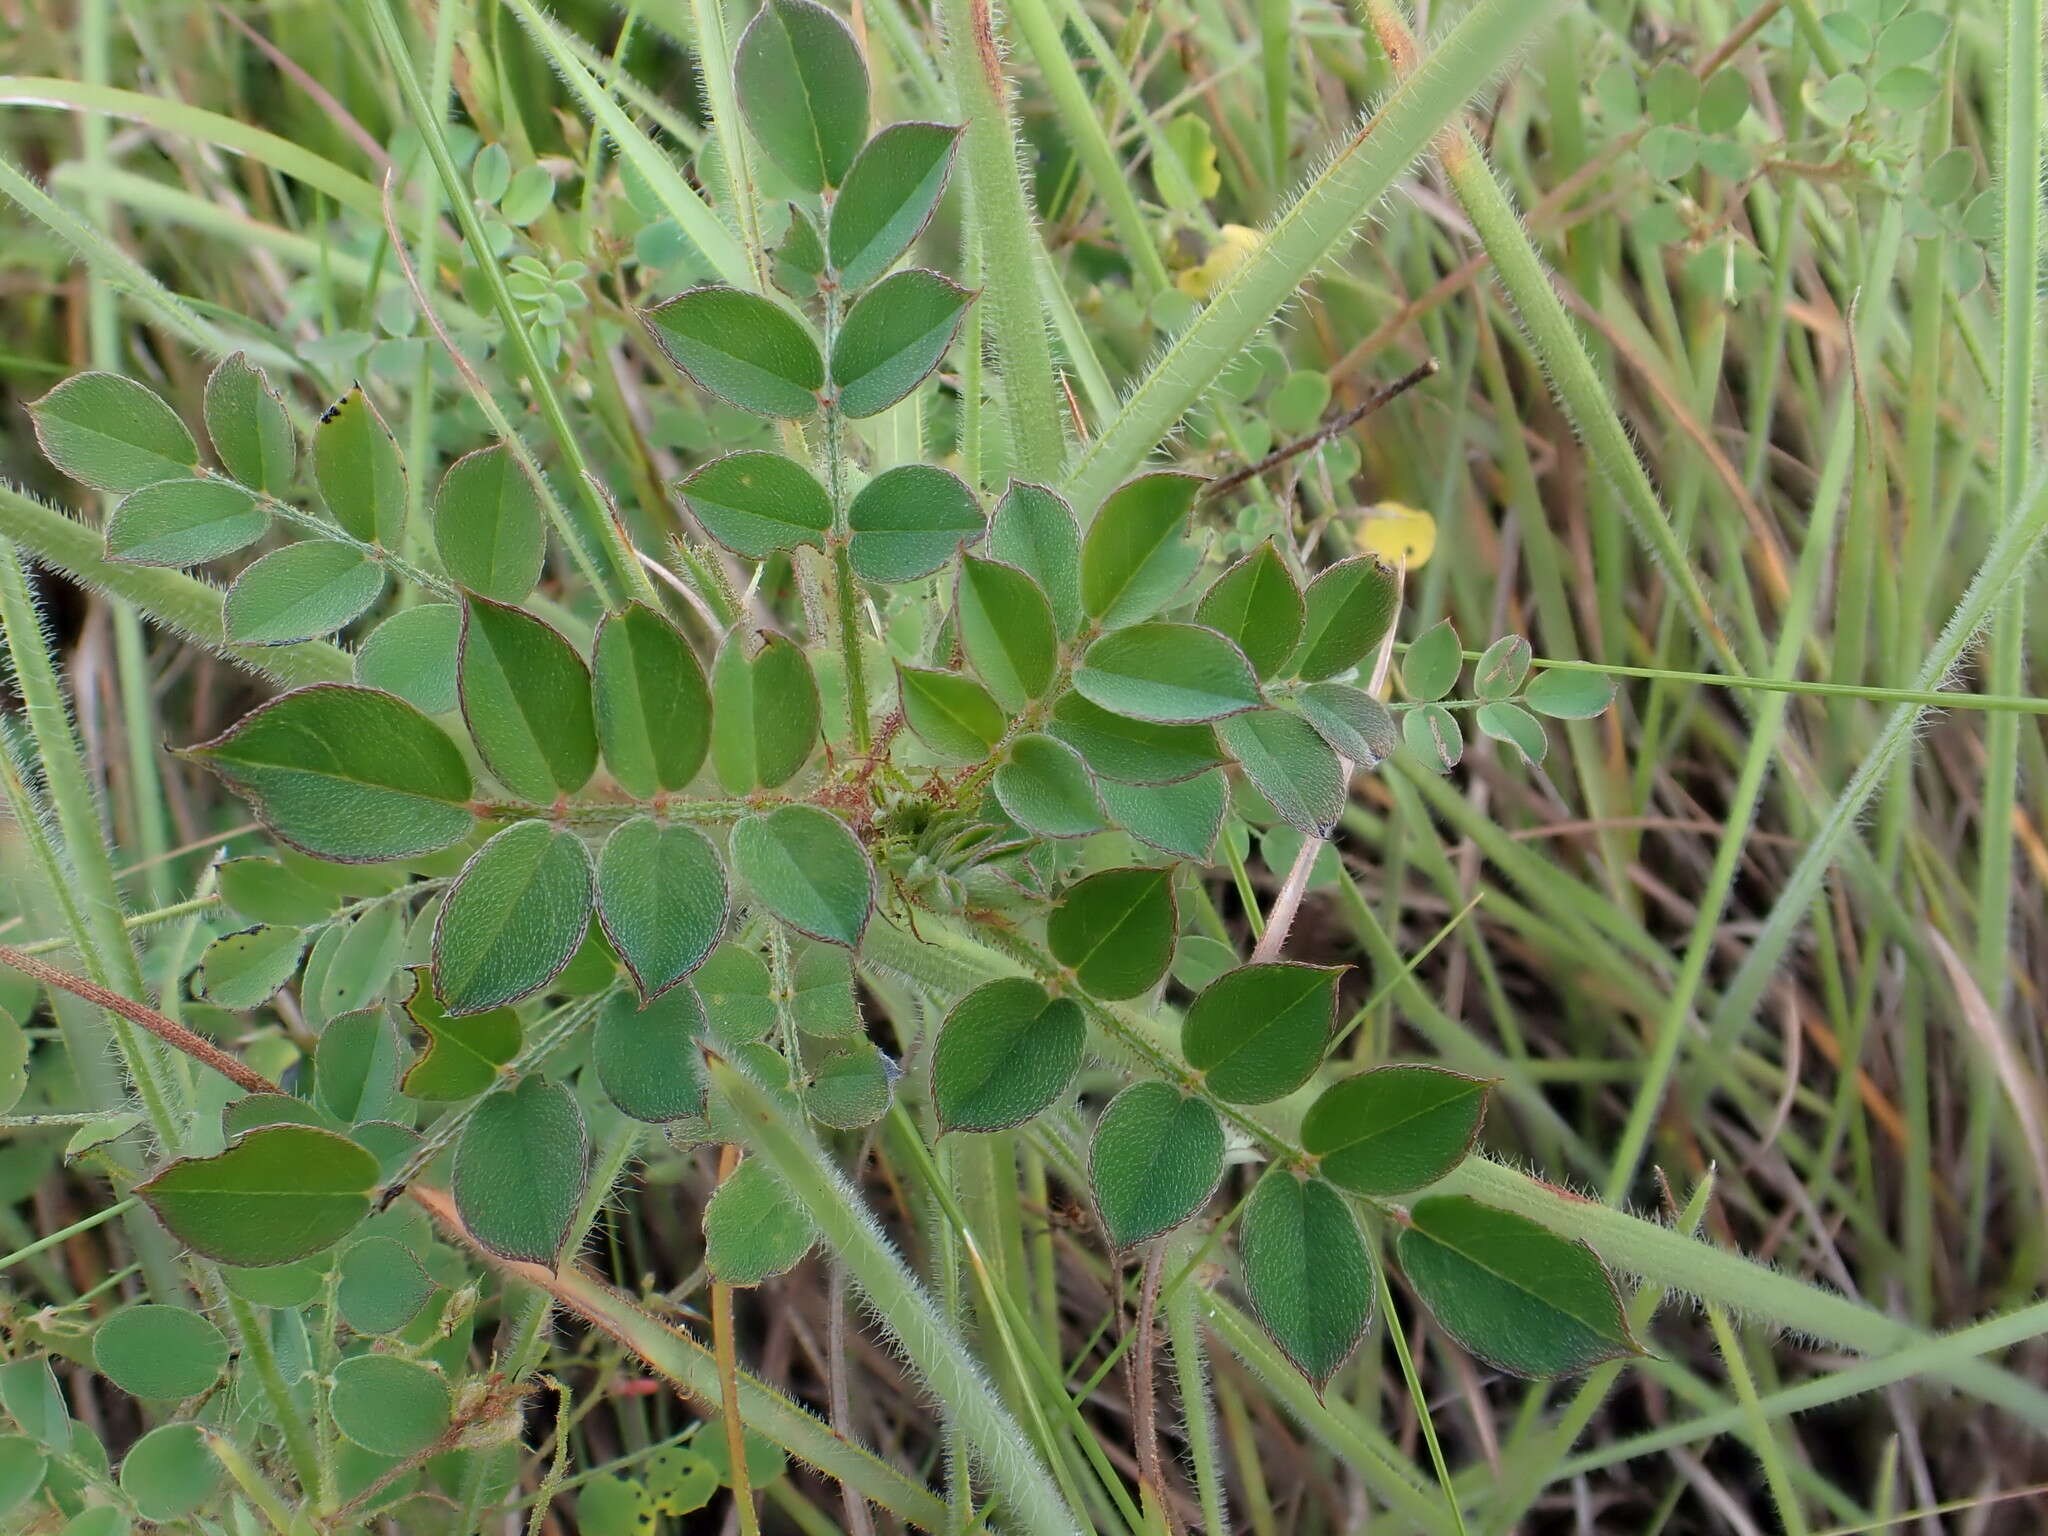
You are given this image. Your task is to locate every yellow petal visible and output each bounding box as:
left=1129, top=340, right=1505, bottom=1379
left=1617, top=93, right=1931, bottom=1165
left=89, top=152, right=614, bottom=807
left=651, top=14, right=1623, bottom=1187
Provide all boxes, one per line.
left=1174, top=224, right=1262, bottom=299
left=1356, top=502, right=1436, bottom=569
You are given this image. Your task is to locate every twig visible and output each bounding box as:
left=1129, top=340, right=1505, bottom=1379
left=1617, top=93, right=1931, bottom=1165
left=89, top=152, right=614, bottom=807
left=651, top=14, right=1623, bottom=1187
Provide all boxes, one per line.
left=1201, top=358, right=1438, bottom=503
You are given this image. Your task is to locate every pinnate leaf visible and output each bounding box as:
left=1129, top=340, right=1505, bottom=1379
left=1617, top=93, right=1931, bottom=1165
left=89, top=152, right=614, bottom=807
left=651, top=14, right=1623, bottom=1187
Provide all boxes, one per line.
left=730, top=805, right=873, bottom=947
left=710, top=631, right=820, bottom=792
left=1396, top=1195, right=1641, bottom=1377
left=848, top=463, right=983, bottom=582
left=204, top=353, right=295, bottom=495
left=677, top=450, right=831, bottom=558
left=198, top=924, right=307, bottom=1009
left=1218, top=708, right=1345, bottom=835
left=313, top=385, right=406, bottom=545
left=592, top=603, right=712, bottom=798
left=459, top=597, right=598, bottom=801
left=1524, top=668, right=1616, bottom=719
left=931, top=978, right=1085, bottom=1133
left=356, top=603, right=460, bottom=714
left=956, top=555, right=1057, bottom=711
left=1197, top=544, right=1303, bottom=678
left=31, top=371, right=198, bottom=493
left=734, top=0, right=869, bottom=190
left=1239, top=1169, right=1373, bottom=1388
left=1303, top=1065, right=1490, bottom=1197
left=831, top=269, right=972, bottom=418
left=104, top=478, right=265, bottom=566
left=1075, top=623, right=1262, bottom=723
left=434, top=444, right=546, bottom=602
left=1403, top=618, right=1461, bottom=701
left=138, top=1123, right=377, bottom=1266
left=595, top=985, right=709, bottom=1122
left=898, top=665, right=1005, bottom=764
left=1297, top=682, right=1399, bottom=768
left=434, top=820, right=594, bottom=1014
left=596, top=816, right=727, bottom=1001
left=398, top=966, right=519, bottom=1101
left=1090, top=1082, right=1223, bottom=1247
left=990, top=480, right=1083, bottom=635
left=993, top=732, right=1104, bottom=838
left=184, top=685, right=474, bottom=863
left=1402, top=702, right=1464, bottom=771
left=1473, top=634, right=1532, bottom=699
left=92, top=1305, right=229, bottom=1400
left=1047, top=865, right=1176, bottom=1000
left=1182, top=962, right=1339, bottom=1104
left=453, top=1074, right=588, bottom=1265
left=223, top=540, right=385, bottom=645
left=330, top=1355, right=450, bottom=1457
left=1477, top=701, right=1547, bottom=765
left=829, top=121, right=962, bottom=292
left=1291, top=557, right=1398, bottom=681
left=646, top=286, right=823, bottom=418
left=1080, top=472, right=1202, bottom=627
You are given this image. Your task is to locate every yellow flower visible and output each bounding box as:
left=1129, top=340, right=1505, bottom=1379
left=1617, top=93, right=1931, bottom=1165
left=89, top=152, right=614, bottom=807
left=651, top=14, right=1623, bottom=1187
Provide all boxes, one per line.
left=1355, top=502, right=1436, bottom=569
left=1174, top=224, right=1262, bottom=299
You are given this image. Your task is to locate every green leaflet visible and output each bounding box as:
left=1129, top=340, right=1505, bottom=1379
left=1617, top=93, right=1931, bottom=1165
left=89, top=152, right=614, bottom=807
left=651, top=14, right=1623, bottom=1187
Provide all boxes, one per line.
left=1396, top=1196, right=1642, bottom=1378
left=801, top=1036, right=893, bottom=1129
left=596, top=816, right=727, bottom=1000
left=183, top=684, right=474, bottom=863
left=30, top=371, right=198, bottom=493
left=1098, top=769, right=1227, bottom=861
left=458, top=596, right=599, bottom=801
left=1473, top=634, right=1532, bottom=699
left=930, top=977, right=1085, bottom=1133
left=696, top=944, right=778, bottom=1044
left=1218, top=707, right=1345, bottom=836
left=646, top=286, right=824, bottom=419
left=329, top=1355, right=451, bottom=1457
left=734, top=0, right=869, bottom=190
left=1181, top=962, right=1340, bottom=1104
left=1297, top=682, right=1399, bottom=768
left=0, top=1437, right=42, bottom=1522
left=1239, top=1168, right=1373, bottom=1388
left=312, top=384, right=407, bottom=546
left=398, top=966, right=519, bottom=1101
left=848, top=463, right=983, bottom=582
left=1289, top=556, right=1398, bottom=681
left=215, top=856, right=333, bottom=926
left=453, top=1074, right=589, bottom=1266
left=829, top=121, right=963, bottom=293
left=594, top=985, right=709, bottom=1122
left=120, top=1423, right=220, bottom=1522
left=1403, top=702, right=1464, bottom=771
left=987, top=481, right=1084, bottom=645
left=197, top=923, right=307, bottom=1009
left=704, top=1155, right=819, bottom=1285
left=336, top=1236, right=434, bottom=1335
left=104, top=477, right=265, bottom=567
left=223, top=540, right=385, bottom=645
left=137, top=1123, right=377, bottom=1266
left=433, top=444, right=546, bottom=602
left=1402, top=617, right=1462, bottom=701
left=1049, top=691, right=1223, bottom=784
left=956, top=554, right=1058, bottom=711
left=1476, top=701, right=1548, bottom=766
left=677, top=450, right=832, bottom=558
left=1196, top=543, right=1303, bottom=678
left=433, top=819, right=595, bottom=1015
left=1089, top=1081, right=1224, bottom=1247
left=898, top=664, right=1005, bottom=764
left=831, top=269, right=973, bottom=419
left=1047, top=865, right=1176, bottom=1000
left=1079, top=472, right=1202, bottom=628
left=592, top=603, right=712, bottom=798
left=710, top=630, right=820, bottom=792
left=1302, top=1065, right=1491, bottom=1197
left=729, top=804, right=874, bottom=947
left=314, top=1009, right=402, bottom=1122
left=993, top=732, right=1105, bottom=839
left=1524, top=667, right=1617, bottom=719
left=203, top=353, right=295, bottom=495
left=1074, top=623, right=1262, bottom=723
left=92, top=1305, right=229, bottom=1399
left=356, top=603, right=460, bottom=714
left=788, top=942, right=861, bottom=1037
